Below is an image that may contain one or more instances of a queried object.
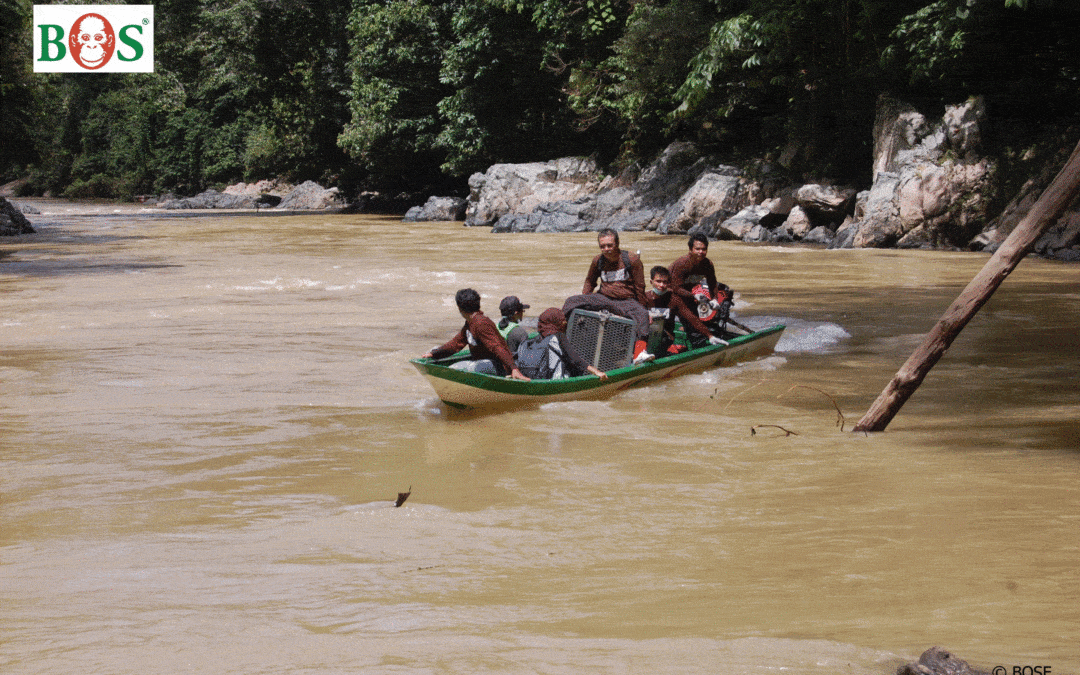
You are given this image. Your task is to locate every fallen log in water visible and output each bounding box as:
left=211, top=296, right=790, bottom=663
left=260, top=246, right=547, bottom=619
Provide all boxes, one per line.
left=854, top=139, right=1080, bottom=432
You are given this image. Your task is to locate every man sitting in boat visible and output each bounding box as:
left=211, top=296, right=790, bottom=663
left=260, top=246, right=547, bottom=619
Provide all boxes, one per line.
left=515, top=308, right=608, bottom=380
left=645, top=265, right=728, bottom=355
left=668, top=233, right=734, bottom=348
left=560, top=228, right=653, bottom=364
left=496, top=295, right=530, bottom=355
left=422, top=288, right=530, bottom=380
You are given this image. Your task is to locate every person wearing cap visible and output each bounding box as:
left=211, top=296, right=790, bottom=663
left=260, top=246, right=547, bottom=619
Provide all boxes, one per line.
left=422, top=288, right=530, bottom=380
left=497, top=295, right=531, bottom=355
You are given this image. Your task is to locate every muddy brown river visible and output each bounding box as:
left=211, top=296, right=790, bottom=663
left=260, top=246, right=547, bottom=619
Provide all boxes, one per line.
left=2, top=201, right=1077, bottom=674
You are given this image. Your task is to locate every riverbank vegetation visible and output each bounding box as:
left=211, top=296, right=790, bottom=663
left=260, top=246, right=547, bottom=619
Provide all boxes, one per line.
left=2, top=0, right=1077, bottom=201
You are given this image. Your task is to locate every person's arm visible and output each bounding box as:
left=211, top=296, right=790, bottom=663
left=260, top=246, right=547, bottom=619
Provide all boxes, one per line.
left=559, top=332, right=606, bottom=378
left=582, top=255, right=601, bottom=295
left=670, top=257, right=695, bottom=303
left=630, top=254, right=647, bottom=306
left=668, top=293, right=715, bottom=336
left=425, top=326, right=467, bottom=359
left=474, top=316, right=529, bottom=379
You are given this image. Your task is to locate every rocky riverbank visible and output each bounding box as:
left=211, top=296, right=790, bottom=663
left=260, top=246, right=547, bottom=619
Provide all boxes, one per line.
left=406, top=96, right=1080, bottom=261
left=150, top=179, right=344, bottom=211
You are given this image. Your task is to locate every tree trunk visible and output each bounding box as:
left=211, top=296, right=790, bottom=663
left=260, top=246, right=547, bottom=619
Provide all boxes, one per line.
left=853, top=139, right=1080, bottom=433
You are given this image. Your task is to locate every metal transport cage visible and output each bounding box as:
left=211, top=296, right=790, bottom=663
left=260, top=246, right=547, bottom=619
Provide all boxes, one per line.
left=566, top=309, right=636, bottom=371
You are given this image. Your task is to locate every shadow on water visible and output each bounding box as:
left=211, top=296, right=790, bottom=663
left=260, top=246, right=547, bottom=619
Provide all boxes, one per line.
left=1, top=220, right=180, bottom=278
left=1, top=259, right=183, bottom=277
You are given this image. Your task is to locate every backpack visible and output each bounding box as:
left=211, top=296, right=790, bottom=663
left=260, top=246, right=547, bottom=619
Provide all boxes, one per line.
left=515, top=334, right=560, bottom=379
left=599, top=250, right=634, bottom=284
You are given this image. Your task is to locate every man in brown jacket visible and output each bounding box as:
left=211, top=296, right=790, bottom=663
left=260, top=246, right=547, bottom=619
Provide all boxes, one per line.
left=423, top=288, right=530, bottom=380
left=561, top=228, right=653, bottom=363
left=668, top=233, right=733, bottom=347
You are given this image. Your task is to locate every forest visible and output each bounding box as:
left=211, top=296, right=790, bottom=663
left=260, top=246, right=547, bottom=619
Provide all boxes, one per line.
left=2, top=0, right=1077, bottom=202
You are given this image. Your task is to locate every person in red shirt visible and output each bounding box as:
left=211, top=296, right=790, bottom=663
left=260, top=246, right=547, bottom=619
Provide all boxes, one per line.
left=422, top=288, right=530, bottom=380
left=561, top=228, right=653, bottom=363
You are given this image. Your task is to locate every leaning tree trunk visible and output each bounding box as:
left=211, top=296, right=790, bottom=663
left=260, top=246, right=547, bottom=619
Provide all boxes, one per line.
left=853, top=139, right=1080, bottom=433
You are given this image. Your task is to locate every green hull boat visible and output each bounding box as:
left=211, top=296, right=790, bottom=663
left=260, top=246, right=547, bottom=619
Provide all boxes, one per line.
left=410, top=323, right=785, bottom=410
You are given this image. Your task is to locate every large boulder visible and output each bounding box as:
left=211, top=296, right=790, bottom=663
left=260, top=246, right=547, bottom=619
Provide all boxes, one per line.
left=492, top=199, right=592, bottom=233
left=838, top=96, right=993, bottom=249
left=1, top=197, right=35, bottom=235
left=276, top=180, right=343, bottom=210
left=464, top=156, right=603, bottom=228
left=785, top=205, right=815, bottom=238
left=796, top=183, right=857, bottom=223
left=159, top=180, right=342, bottom=210
left=464, top=143, right=759, bottom=235
left=710, top=205, right=772, bottom=241
left=160, top=189, right=255, bottom=209
left=896, top=647, right=990, bottom=675
left=223, top=179, right=288, bottom=200
left=403, top=196, right=468, bottom=222
left=596, top=143, right=751, bottom=233
left=849, top=173, right=902, bottom=248
left=655, top=167, right=749, bottom=235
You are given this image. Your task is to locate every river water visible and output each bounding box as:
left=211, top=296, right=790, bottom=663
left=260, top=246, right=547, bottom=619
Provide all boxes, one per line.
left=1, top=201, right=1077, bottom=674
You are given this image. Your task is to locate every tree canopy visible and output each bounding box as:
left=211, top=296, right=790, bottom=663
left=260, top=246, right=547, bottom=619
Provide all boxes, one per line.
left=2, top=0, right=1077, bottom=200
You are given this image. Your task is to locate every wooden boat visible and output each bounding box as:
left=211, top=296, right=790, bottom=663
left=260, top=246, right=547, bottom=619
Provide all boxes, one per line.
left=410, top=323, right=785, bottom=409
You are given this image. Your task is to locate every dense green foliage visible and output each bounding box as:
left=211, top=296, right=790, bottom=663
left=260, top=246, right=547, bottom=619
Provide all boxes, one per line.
left=2, top=0, right=1077, bottom=199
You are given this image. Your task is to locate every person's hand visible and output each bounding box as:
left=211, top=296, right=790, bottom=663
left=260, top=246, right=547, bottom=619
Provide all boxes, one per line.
left=587, top=365, right=608, bottom=380
left=510, top=368, right=531, bottom=382
left=708, top=299, right=722, bottom=311
left=708, top=335, right=729, bottom=346
left=421, top=352, right=433, bottom=359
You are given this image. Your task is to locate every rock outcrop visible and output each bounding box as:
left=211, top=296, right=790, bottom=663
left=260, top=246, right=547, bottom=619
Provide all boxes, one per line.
left=158, top=180, right=342, bottom=210
left=276, top=181, right=343, bottom=210
left=403, top=196, right=468, bottom=222
left=836, top=96, right=993, bottom=249
left=159, top=189, right=257, bottom=209
left=465, top=144, right=761, bottom=234
left=465, top=156, right=605, bottom=229
left=975, top=125, right=1080, bottom=261
left=1, top=197, right=35, bottom=236
left=896, top=647, right=990, bottom=675
left=447, top=95, right=1078, bottom=257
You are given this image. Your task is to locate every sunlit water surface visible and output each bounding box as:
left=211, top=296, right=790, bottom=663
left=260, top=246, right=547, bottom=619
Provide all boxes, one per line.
left=2, top=201, right=1077, bottom=674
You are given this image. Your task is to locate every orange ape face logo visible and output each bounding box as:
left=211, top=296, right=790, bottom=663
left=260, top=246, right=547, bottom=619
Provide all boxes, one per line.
left=68, top=13, right=115, bottom=70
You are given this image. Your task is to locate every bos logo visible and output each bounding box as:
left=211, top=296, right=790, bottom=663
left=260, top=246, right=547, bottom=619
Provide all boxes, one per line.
left=33, top=5, right=153, bottom=73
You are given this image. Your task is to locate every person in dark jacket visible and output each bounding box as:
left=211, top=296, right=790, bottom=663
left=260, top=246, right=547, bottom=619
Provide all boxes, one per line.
left=423, top=288, right=530, bottom=380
